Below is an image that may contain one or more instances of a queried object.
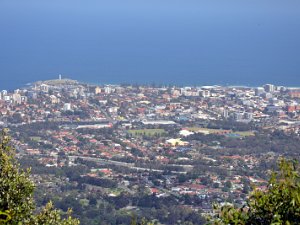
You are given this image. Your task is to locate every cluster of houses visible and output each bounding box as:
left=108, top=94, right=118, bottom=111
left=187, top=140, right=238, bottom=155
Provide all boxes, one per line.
left=1, top=78, right=300, bottom=212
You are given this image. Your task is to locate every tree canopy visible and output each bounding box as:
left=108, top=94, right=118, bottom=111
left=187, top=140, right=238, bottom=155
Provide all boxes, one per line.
left=0, top=129, right=79, bottom=224
left=212, top=158, right=300, bottom=225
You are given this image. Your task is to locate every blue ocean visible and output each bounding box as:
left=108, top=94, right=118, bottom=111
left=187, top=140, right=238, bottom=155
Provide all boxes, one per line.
left=0, top=0, right=300, bottom=90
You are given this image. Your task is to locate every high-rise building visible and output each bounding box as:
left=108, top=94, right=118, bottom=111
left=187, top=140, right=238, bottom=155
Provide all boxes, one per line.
left=63, top=103, right=72, bottom=111
left=244, top=112, right=253, bottom=120
left=255, top=87, right=264, bottom=96
left=2, top=90, right=8, bottom=96
left=95, top=87, right=102, bottom=94
left=21, top=96, right=28, bottom=103
left=40, top=84, right=49, bottom=93
left=12, top=93, right=22, bottom=104
left=104, top=86, right=113, bottom=94
left=200, top=90, right=210, bottom=98
left=264, top=84, right=275, bottom=93
left=223, top=108, right=229, bottom=119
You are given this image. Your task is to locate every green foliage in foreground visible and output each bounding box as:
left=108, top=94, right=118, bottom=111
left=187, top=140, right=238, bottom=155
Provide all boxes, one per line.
left=130, top=215, right=154, bottom=225
left=0, top=129, right=79, bottom=225
left=212, top=158, right=300, bottom=225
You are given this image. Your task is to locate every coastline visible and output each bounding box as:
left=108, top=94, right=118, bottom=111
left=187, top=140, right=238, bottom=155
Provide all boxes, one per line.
left=1, top=77, right=300, bottom=91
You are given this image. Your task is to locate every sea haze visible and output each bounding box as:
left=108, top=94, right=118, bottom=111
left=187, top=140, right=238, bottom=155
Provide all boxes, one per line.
left=0, top=0, right=300, bottom=90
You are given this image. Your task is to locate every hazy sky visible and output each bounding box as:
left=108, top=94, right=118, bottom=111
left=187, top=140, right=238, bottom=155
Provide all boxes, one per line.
left=0, top=0, right=299, bottom=88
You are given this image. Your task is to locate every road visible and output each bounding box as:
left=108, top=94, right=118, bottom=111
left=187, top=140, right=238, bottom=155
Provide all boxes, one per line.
left=69, top=155, right=188, bottom=174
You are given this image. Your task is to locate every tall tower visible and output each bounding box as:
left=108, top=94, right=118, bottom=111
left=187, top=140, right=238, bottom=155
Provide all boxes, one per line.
left=59, top=74, right=62, bottom=80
